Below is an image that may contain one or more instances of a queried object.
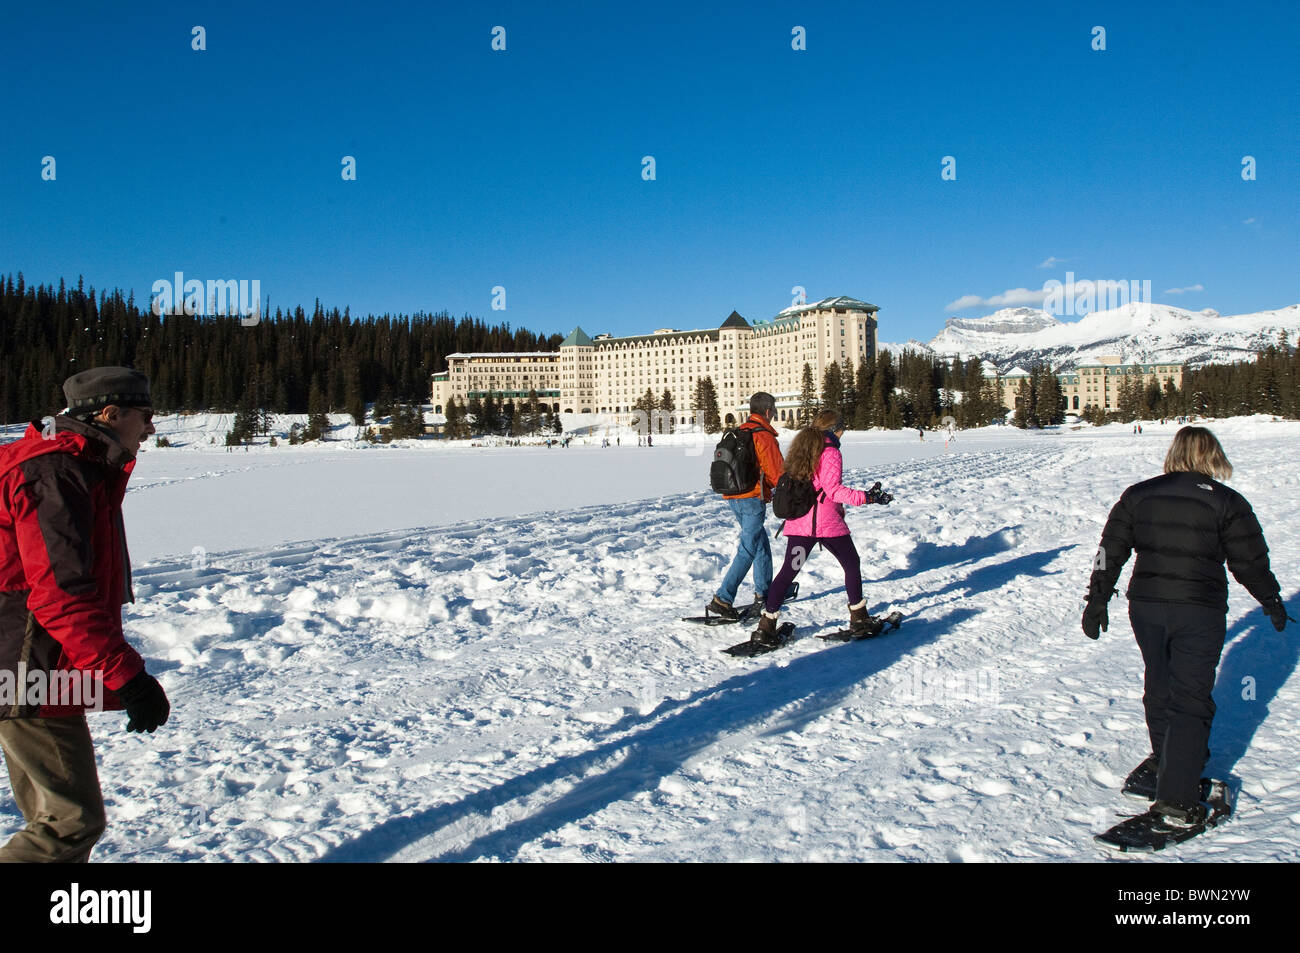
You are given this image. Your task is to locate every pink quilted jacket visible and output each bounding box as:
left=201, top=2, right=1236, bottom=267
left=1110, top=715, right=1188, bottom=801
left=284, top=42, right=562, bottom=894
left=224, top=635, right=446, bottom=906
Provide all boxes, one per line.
left=780, top=435, right=866, bottom=538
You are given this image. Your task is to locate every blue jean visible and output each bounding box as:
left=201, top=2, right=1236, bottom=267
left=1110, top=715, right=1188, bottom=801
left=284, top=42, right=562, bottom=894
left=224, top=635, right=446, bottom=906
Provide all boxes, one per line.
left=716, top=497, right=772, bottom=605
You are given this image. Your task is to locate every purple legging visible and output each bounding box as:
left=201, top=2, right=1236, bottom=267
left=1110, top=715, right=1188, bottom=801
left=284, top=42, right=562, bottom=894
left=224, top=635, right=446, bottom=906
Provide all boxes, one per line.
left=766, top=535, right=863, bottom=613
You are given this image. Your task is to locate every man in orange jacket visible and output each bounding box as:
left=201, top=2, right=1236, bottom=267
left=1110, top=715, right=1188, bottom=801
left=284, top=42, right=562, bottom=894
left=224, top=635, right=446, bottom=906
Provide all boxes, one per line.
left=707, top=393, right=785, bottom=619
left=0, top=367, right=169, bottom=862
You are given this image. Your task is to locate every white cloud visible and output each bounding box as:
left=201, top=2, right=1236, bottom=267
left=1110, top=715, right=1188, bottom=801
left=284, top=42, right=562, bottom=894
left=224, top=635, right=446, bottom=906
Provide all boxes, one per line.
left=987, top=287, right=1051, bottom=307
left=1163, top=284, right=1204, bottom=295
left=945, top=287, right=1050, bottom=311
left=1242, top=217, right=1256, bottom=225
left=1037, top=256, right=1064, bottom=269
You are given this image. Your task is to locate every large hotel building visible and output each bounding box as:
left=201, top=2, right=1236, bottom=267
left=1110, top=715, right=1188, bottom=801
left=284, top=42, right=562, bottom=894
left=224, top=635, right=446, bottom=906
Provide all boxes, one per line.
left=431, top=296, right=881, bottom=428
left=428, top=296, right=1185, bottom=426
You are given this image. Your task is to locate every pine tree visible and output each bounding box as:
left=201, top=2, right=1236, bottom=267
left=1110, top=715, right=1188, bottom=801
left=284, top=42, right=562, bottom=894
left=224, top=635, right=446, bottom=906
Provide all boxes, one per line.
left=344, top=357, right=365, bottom=427
left=525, top=388, right=541, bottom=436
left=509, top=400, right=527, bottom=437
left=695, top=377, right=721, bottom=433
left=799, top=363, right=818, bottom=426
left=1032, top=363, right=1064, bottom=426
left=467, top=396, right=484, bottom=434
left=233, top=397, right=259, bottom=444
left=854, top=357, right=875, bottom=429
left=304, top=379, right=330, bottom=441
left=444, top=396, right=463, bottom=438
left=871, top=352, right=895, bottom=428
left=373, top=386, right=393, bottom=423
left=840, top=360, right=857, bottom=423
left=1013, top=379, right=1032, bottom=428
left=482, top=392, right=500, bottom=435
left=659, top=387, right=676, bottom=434
left=821, top=362, right=844, bottom=419
left=634, top=388, right=658, bottom=433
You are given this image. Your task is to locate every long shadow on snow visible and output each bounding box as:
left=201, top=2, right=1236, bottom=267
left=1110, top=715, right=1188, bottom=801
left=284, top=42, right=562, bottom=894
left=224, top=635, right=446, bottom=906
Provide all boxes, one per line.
left=317, top=605, right=976, bottom=863
left=867, top=527, right=1023, bottom=587
left=810, top=544, right=1071, bottom=609
left=1208, top=603, right=1300, bottom=782
left=772, top=527, right=1032, bottom=606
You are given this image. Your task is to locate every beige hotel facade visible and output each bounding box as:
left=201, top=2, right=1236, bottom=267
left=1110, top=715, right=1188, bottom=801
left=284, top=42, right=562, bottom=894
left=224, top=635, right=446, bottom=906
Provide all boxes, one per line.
left=431, top=296, right=881, bottom=428
left=997, top=355, right=1184, bottom=414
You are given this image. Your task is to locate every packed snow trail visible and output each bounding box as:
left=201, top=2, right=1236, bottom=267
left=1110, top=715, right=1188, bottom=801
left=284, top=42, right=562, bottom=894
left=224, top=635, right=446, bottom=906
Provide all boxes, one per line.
left=5, top=423, right=1296, bottom=861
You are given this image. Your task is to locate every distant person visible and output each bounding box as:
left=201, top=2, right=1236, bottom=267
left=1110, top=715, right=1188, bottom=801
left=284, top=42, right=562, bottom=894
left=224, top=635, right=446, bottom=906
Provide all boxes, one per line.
left=0, top=368, right=171, bottom=862
left=1084, top=426, right=1288, bottom=826
left=753, top=411, right=893, bottom=647
left=647, top=434, right=653, bottom=448
left=918, top=428, right=925, bottom=442
left=706, top=393, right=784, bottom=620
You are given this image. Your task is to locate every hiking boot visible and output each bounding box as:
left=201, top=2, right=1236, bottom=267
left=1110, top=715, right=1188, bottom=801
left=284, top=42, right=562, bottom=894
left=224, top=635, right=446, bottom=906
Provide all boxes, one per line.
left=848, top=600, right=884, bottom=638
left=1152, top=799, right=1208, bottom=827
left=706, top=596, right=740, bottom=621
left=1121, top=755, right=1160, bottom=800
left=752, top=610, right=781, bottom=648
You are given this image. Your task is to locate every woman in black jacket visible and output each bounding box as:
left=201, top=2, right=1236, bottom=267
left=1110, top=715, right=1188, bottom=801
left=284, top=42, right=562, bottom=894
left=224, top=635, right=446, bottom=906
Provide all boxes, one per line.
left=1084, top=427, right=1289, bottom=825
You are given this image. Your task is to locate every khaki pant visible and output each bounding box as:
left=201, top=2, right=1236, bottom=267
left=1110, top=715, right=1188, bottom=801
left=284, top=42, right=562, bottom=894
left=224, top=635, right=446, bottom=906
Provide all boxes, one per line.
left=0, top=716, right=106, bottom=863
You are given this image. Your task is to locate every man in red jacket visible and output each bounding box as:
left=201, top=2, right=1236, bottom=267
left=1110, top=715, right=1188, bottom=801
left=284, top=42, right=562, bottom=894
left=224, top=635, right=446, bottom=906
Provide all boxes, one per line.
left=0, top=367, right=170, bottom=862
left=707, top=392, right=785, bottom=619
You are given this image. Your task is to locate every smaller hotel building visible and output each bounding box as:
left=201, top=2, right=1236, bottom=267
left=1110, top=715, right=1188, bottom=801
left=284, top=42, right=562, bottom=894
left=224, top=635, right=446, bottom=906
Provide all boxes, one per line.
left=995, top=356, right=1184, bottom=414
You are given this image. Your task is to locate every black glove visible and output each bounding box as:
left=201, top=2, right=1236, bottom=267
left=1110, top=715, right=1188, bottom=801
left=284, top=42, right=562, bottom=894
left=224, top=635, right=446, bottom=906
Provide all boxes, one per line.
left=118, top=671, right=171, bottom=733
left=1261, top=595, right=1294, bottom=632
left=1082, top=600, right=1108, bottom=640
left=865, top=481, right=894, bottom=505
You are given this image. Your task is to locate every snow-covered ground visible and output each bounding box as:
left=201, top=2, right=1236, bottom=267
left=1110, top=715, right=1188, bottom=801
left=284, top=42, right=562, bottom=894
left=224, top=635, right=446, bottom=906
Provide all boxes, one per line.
left=2, top=416, right=1298, bottom=861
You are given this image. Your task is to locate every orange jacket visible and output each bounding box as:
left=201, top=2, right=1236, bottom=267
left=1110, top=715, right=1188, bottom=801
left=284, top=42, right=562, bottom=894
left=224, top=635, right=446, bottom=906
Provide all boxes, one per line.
left=724, top=414, right=785, bottom=502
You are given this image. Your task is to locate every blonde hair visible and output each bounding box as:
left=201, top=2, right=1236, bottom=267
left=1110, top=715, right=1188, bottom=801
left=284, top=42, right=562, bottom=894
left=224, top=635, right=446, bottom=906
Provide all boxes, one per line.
left=1164, top=426, right=1232, bottom=480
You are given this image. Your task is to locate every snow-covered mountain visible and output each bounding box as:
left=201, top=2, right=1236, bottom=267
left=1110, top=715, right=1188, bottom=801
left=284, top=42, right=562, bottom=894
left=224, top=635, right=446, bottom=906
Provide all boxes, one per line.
left=882, top=302, right=1300, bottom=372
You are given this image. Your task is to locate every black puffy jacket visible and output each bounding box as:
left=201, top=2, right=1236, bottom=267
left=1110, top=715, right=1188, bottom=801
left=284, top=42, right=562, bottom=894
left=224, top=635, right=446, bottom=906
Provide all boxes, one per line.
left=1087, top=470, right=1280, bottom=612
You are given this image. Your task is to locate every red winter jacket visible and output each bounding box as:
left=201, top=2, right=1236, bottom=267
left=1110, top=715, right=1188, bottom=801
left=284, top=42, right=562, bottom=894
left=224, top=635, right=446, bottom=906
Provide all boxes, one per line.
left=0, top=416, right=145, bottom=717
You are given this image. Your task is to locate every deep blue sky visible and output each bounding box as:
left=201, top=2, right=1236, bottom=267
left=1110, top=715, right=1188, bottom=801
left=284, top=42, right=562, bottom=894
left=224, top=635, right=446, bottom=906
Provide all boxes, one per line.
left=2, top=0, right=1296, bottom=343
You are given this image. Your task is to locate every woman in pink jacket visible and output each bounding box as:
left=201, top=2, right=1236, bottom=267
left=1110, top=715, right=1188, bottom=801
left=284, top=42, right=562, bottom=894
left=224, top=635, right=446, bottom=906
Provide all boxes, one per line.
left=753, top=411, right=887, bottom=647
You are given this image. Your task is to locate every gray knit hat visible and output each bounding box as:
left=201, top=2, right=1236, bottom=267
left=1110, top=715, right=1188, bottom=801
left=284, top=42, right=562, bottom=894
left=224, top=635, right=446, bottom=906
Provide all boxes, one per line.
left=62, top=367, right=153, bottom=417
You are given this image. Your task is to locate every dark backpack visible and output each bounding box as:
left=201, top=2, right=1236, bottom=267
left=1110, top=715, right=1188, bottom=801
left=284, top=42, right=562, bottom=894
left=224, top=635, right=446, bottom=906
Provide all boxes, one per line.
left=772, top=473, right=818, bottom=520
left=710, top=427, right=760, bottom=495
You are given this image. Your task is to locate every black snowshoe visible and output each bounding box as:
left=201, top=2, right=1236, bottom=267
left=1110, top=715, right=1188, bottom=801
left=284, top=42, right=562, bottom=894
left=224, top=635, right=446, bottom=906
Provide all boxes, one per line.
left=683, top=583, right=798, bottom=626
left=1095, top=780, right=1232, bottom=852
left=819, top=611, right=904, bottom=642
left=723, top=621, right=796, bottom=657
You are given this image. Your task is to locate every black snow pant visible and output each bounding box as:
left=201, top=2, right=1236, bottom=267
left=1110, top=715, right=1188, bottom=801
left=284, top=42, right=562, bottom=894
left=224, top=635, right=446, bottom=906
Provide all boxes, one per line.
left=766, top=535, right=863, bottom=615
left=1128, top=599, right=1227, bottom=807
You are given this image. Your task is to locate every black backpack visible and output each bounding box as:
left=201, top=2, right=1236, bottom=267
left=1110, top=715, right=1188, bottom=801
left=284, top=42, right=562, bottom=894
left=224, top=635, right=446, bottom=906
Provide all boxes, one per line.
left=710, top=427, right=760, bottom=495
left=772, top=473, right=818, bottom=520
